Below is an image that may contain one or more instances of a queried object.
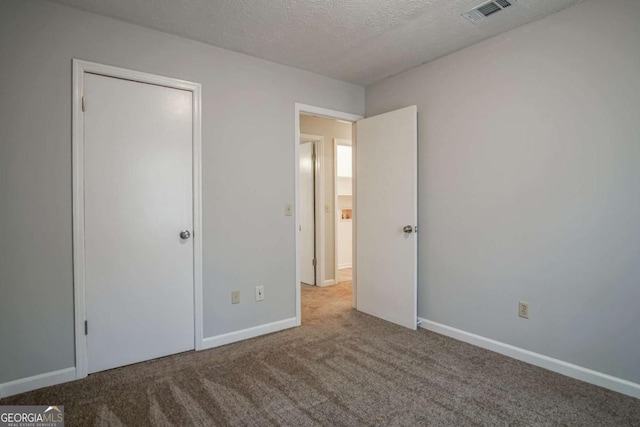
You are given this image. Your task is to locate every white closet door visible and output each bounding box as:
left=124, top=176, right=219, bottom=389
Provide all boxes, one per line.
left=84, top=73, right=195, bottom=373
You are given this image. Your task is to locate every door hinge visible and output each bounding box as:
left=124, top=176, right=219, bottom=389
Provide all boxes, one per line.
left=81, top=96, right=86, bottom=112
left=312, top=258, right=317, bottom=267
left=415, top=225, right=418, bottom=233
left=84, top=320, right=88, bottom=335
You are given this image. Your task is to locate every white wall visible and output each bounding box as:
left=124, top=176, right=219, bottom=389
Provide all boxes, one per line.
left=299, top=115, right=353, bottom=282
left=366, top=0, right=640, bottom=384
left=337, top=195, right=353, bottom=269
left=0, top=0, right=363, bottom=385
left=336, top=146, right=353, bottom=269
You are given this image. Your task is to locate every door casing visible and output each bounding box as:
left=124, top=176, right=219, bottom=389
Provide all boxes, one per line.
left=294, top=104, right=362, bottom=326
left=72, top=59, right=203, bottom=379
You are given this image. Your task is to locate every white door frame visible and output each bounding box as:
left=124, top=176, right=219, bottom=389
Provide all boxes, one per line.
left=300, top=133, right=325, bottom=287
left=333, top=138, right=352, bottom=286
left=294, top=104, right=362, bottom=326
left=72, top=59, right=203, bottom=379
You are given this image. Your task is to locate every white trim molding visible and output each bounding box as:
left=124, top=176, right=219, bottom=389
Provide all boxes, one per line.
left=202, top=318, right=297, bottom=350
left=72, top=59, right=204, bottom=378
left=0, top=367, right=76, bottom=399
left=419, top=318, right=640, bottom=399
left=294, top=104, right=362, bottom=326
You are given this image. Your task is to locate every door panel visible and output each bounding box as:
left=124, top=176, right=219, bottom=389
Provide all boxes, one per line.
left=84, top=73, right=195, bottom=373
left=300, top=141, right=315, bottom=285
left=356, top=106, right=417, bottom=330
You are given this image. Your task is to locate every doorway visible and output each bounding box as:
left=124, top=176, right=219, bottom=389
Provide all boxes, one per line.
left=295, top=103, right=418, bottom=331
left=296, top=106, right=361, bottom=325
left=72, top=60, right=203, bottom=378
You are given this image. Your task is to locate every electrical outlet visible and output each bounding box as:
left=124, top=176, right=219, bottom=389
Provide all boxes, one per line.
left=255, top=286, right=265, bottom=301
left=231, top=290, right=240, bottom=304
left=518, top=301, right=529, bottom=319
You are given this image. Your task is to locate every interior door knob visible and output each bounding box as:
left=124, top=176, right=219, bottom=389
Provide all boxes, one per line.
left=403, top=225, right=413, bottom=233
left=180, top=230, right=191, bottom=239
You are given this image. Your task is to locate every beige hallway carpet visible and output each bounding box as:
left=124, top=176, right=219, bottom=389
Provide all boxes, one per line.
left=2, top=280, right=639, bottom=426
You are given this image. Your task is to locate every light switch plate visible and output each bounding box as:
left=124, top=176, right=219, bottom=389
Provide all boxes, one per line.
left=231, top=290, right=240, bottom=304
left=255, top=286, right=265, bottom=301
left=285, top=204, right=293, bottom=216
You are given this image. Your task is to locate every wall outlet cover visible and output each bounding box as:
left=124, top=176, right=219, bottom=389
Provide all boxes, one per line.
left=518, top=301, right=530, bottom=319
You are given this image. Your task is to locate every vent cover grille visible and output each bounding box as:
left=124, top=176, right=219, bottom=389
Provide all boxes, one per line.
left=495, top=0, right=513, bottom=8
left=462, top=0, right=518, bottom=23
left=477, top=2, right=501, bottom=16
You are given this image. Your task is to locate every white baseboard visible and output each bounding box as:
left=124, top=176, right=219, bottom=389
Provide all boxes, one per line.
left=418, top=318, right=640, bottom=399
left=202, top=317, right=297, bottom=350
left=319, top=279, right=336, bottom=287
left=338, top=263, right=352, bottom=269
left=0, top=367, right=76, bottom=399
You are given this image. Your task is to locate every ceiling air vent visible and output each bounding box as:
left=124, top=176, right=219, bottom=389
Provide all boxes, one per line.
left=462, top=0, right=518, bottom=23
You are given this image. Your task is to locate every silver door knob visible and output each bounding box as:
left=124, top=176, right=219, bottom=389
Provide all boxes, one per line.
left=403, top=225, right=413, bottom=233
left=180, top=230, right=191, bottom=239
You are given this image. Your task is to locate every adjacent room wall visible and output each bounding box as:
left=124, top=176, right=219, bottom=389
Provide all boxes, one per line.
left=299, top=115, right=353, bottom=283
left=366, top=0, right=640, bottom=383
left=336, top=146, right=353, bottom=270
left=0, top=0, right=364, bottom=385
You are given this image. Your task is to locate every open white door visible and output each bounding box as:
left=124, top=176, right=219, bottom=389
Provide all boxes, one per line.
left=356, top=105, right=417, bottom=330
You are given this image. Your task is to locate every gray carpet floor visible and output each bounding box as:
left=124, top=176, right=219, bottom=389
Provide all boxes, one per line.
left=2, top=280, right=639, bottom=426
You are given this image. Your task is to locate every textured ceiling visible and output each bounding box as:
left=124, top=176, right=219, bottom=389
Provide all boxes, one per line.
left=46, top=0, right=584, bottom=85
